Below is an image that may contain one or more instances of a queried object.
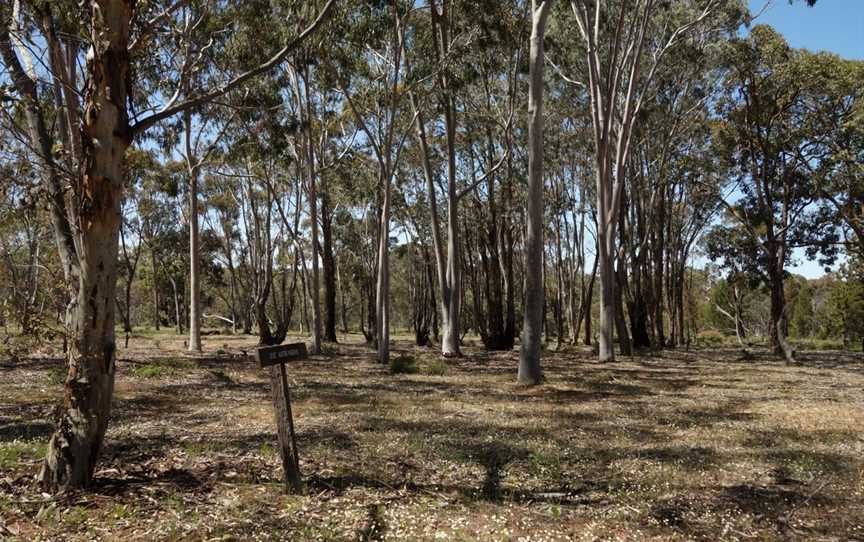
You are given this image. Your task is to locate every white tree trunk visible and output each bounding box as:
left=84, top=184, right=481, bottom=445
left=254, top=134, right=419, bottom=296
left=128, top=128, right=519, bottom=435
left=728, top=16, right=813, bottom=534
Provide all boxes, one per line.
left=441, top=195, right=461, bottom=356
left=519, top=0, right=551, bottom=385
left=305, top=83, right=322, bottom=355
left=187, top=111, right=202, bottom=352
left=376, top=180, right=391, bottom=364
left=596, top=227, right=615, bottom=362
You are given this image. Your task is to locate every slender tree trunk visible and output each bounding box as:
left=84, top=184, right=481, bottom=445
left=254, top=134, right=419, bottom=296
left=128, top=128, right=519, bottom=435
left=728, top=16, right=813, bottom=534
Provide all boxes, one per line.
left=427, top=1, right=462, bottom=358
left=596, top=236, right=616, bottom=361
left=653, top=183, right=666, bottom=347
left=301, top=69, right=322, bottom=355
left=583, top=253, right=598, bottom=345
left=554, top=218, right=566, bottom=349
left=321, top=187, right=337, bottom=342
left=186, top=111, right=202, bottom=352
left=376, top=177, right=391, bottom=364
left=614, top=254, right=632, bottom=356
left=733, top=285, right=746, bottom=344
left=39, top=0, right=132, bottom=491
left=151, top=249, right=160, bottom=330
left=169, top=275, right=182, bottom=334
left=336, top=255, right=349, bottom=334
left=441, top=195, right=461, bottom=356
left=518, top=0, right=550, bottom=385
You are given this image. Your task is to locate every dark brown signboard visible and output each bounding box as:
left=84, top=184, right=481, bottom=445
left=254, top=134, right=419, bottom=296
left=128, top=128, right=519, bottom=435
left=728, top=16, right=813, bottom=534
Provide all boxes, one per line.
left=255, top=342, right=308, bottom=494
left=255, top=342, right=308, bottom=367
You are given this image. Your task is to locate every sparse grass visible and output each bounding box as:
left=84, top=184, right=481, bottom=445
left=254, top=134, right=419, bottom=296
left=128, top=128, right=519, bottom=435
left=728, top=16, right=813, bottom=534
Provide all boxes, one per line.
left=130, top=363, right=171, bottom=379
left=0, top=439, right=47, bottom=469
left=47, top=364, right=66, bottom=386
left=1, top=335, right=863, bottom=541
left=127, top=357, right=197, bottom=379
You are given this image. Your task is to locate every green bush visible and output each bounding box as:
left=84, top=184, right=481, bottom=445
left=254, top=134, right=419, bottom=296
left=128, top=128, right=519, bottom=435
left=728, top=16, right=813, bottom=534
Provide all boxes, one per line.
left=320, top=344, right=338, bottom=356
left=131, top=363, right=171, bottom=379
left=47, top=364, right=66, bottom=386
left=422, top=358, right=448, bottom=376
left=389, top=354, right=418, bottom=375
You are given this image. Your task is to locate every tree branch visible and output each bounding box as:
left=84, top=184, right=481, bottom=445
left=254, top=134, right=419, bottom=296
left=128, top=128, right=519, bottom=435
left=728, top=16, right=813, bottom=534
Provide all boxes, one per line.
left=129, top=0, right=336, bottom=136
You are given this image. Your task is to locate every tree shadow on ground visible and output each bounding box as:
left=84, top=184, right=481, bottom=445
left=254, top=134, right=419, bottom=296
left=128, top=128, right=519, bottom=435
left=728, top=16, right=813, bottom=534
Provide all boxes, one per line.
left=0, top=419, right=53, bottom=441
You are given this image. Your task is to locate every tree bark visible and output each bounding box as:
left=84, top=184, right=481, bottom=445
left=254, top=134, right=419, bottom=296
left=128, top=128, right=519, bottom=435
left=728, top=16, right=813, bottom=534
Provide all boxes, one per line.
left=376, top=180, right=391, bottom=364
left=321, top=185, right=337, bottom=342
left=298, top=67, right=322, bottom=354
left=518, top=0, right=551, bottom=386
left=768, top=252, right=796, bottom=362
left=39, top=0, right=132, bottom=491
left=151, top=248, right=160, bottom=330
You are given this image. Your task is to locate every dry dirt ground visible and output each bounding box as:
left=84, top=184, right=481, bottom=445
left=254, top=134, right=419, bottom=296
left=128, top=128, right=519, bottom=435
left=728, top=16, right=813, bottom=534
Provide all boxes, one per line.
left=1, top=332, right=863, bottom=541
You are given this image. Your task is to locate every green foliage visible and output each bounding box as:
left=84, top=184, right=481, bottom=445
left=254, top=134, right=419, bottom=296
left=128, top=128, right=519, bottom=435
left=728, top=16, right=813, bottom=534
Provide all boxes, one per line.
left=129, top=358, right=196, bottom=379
left=131, top=364, right=171, bottom=379
left=389, top=353, right=418, bottom=375
left=421, top=358, right=448, bottom=376
left=823, top=263, right=864, bottom=347
left=47, top=364, right=66, bottom=387
left=0, top=439, right=47, bottom=470
left=788, top=279, right=815, bottom=338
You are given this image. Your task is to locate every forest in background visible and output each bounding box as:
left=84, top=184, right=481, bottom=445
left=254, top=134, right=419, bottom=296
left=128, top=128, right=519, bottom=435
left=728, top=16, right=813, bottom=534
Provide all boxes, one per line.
left=0, top=0, right=863, bottom=497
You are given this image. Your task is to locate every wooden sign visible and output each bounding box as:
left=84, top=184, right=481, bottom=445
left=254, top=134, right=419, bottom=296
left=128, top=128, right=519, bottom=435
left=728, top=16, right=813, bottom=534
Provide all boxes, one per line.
left=256, top=342, right=308, bottom=367
left=256, top=342, right=308, bottom=494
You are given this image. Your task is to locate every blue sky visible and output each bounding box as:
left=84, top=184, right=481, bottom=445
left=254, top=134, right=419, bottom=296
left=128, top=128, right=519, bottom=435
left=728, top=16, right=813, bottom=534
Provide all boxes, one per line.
left=747, top=0, right=863, bottom=61
left=738, top=1, right=863, bottom=278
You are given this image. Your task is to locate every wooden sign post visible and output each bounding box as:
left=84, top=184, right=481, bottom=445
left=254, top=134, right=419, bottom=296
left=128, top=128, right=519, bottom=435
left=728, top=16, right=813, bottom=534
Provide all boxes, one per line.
left=255, top=342, right=307, bottom=494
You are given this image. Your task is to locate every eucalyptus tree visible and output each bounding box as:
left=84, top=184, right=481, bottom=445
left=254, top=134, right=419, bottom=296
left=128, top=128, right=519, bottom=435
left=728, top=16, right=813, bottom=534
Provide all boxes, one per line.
left=802, top=57, right=864, bottom=261
left=619, top=27, right=726, bottom=348
left=0, top=0, right=335, bottom=491
left=712, top=26, right=849, bottom=362
left=563, top=0, right=729, bottom=361
left=404, top=0, right=515, bottom=357
left=333, top=0, right=415, bottom=364
left=517, top=0, right=552, bottom=385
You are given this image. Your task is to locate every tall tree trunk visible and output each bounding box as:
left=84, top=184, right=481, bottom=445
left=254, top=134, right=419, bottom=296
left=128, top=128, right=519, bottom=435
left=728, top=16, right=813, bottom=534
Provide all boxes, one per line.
left=653, top=182, right=667, bottom=347
left=554, top=217, right=566, bottom=349
left=482, top=108, right=507, bottom=350
left=376, top=179, right=391, bottom=364
left=321, top=187, right=337, bottom=342
left=300, top=68, right=322, bottom=355
left=39, top=0, right=132, bottom=491
left=583, top=253, right=598, bottom=345
left=170, top=275, right=182, bottom=334
left=518, top=0, right=550, bottom=385
left=596, top=236, right=616, bottom=361
left=614, top=254, right=632, bottom=356
left=426, top=0, right=461, bottom=358
left=336, top=254, right=349, bottom=333
left=768, top=251, right=795, bottom=362
left=186, top=111, right=202, bottom=352
left=151, top=249, right=160, bottom=330
left=502, top=122, right=517, bottom=350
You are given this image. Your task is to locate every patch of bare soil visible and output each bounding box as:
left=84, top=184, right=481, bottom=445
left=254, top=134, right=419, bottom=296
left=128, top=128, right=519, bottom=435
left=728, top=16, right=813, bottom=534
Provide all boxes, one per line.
left=1, top=332, right=863, bottom=541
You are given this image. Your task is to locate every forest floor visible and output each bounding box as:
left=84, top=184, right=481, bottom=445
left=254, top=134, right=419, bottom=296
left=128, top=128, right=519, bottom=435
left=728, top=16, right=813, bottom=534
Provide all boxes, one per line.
left=1, top=331, right=863, bottom=541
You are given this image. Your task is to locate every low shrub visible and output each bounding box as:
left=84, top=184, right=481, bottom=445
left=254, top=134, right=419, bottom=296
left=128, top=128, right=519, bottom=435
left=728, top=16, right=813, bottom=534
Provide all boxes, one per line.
left=390, top=353, right=418, bottom=374
left=422, top=358, right=448, bottom=376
